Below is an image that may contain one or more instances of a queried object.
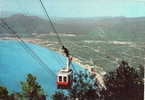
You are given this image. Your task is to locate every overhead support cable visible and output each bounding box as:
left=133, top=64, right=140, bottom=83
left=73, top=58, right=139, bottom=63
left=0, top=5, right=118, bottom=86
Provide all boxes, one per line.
left=38, top=0, right=63, bottom=46
left=11, top=0, right=65, bottom=67
left=38, top=0, right=78, bottom=73
left=0, top=19, right=56, bottom=76
left=38, top=0, right=72, bottom=68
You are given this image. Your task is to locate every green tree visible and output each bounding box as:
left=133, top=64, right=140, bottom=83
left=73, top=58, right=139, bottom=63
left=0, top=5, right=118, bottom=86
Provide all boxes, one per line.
left=0, top=86, right=9, bottom=100
left=69, top=71, right=101, bottom=100
left=21, top=74, right=46, bottom=100
left=101, top=61, right=144, bottom=100
left=52, top=91, right=67, bottom=100
left=137, top=64, right=144, bottom=79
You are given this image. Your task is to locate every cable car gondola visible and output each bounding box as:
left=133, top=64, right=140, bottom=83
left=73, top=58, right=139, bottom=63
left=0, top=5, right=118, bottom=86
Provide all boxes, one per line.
left=35, top=0, right=75, bottom=89
left=57, top=46, right=73, bottom=89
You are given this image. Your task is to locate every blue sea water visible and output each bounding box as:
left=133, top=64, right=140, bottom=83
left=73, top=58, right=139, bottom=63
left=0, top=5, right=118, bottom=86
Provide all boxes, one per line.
left=0, top=40, right=81, bottom=99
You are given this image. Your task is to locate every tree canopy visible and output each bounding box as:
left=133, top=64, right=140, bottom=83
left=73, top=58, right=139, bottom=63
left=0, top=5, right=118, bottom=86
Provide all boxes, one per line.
left=21, top=74, right=46, bottom=100
left=101, top=61, right=144, bottom=100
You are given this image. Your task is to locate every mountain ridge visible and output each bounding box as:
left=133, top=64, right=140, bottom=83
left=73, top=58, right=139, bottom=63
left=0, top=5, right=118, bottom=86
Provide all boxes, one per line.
left=0, top=14, right=145, bottom=41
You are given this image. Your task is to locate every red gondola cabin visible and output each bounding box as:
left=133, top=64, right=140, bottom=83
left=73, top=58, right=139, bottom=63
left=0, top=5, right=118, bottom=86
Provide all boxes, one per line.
left=57, top=67, right=73, bottom=89
left=57, top=45, right=73, bottom=89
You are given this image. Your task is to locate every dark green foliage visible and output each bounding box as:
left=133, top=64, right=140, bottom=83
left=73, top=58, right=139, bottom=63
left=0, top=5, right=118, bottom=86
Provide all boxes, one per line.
left=0, top=86, right=9, bottom=100
left=0, top=86, right=15, bottom=100
left=52, top=91, right=67, bottom=100
left=21, top=74, right=46, bottom=100
left=69, top=71, right=101, bottom=100
left=0, top=74, right=46, bottom=100
left=137, top=65, right=144, bottom=79
left=102, top=61, right=144, bottom=100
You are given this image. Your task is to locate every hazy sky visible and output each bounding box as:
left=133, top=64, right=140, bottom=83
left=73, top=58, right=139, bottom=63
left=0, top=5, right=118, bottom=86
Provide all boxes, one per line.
left=0, top=0, right=145, bottom=17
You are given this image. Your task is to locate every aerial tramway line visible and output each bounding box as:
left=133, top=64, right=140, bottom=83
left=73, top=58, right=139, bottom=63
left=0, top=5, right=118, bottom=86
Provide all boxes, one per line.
left=0, top=0, right=75, bottom=89
left=38, top=0, right=74, bottom=89
left=0, top=18, right=74, bottom=89
left=1, top=0, right=127, bottom=90
left=1, top=0, right=128, bottom=90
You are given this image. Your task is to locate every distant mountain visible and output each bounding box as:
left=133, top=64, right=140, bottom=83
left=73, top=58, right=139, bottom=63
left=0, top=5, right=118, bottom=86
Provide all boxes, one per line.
left=0, top=14, right=53, bottom=34
left=0, top=11, right=14, bottom=18
left=0, top=14, right=145, bottom=41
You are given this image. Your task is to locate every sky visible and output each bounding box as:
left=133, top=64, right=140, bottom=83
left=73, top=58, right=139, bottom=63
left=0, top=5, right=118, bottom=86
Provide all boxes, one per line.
left=0, top=0, right=145, bottom=18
